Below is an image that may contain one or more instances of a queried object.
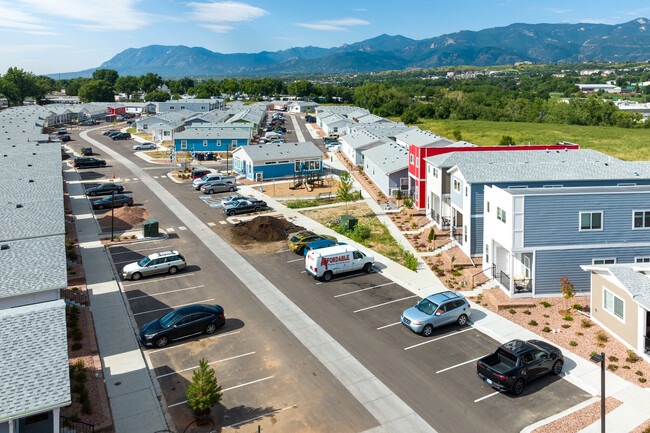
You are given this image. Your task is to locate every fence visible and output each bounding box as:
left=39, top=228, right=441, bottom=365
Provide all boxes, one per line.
left=60, top=416, right=94, bottom=433
left=60, top=288, right=89, bottom=306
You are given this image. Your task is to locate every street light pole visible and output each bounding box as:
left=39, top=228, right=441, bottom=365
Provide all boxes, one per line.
left=110, top=190, right=115, bottom=242
left=590, top=352, right=606, bottom=433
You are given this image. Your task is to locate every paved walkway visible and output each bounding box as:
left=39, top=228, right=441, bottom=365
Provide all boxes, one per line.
left=63, top=162, right=168, bottom=433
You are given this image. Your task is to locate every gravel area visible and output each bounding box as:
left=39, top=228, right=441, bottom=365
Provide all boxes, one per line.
left=471, top=288, right=650, bottom=388
left=532, top=397, right=621, bottom=433
left=630, top=418, right=650, bottom=433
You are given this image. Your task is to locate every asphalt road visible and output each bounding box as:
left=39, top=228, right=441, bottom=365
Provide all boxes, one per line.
left=70, top=118, right=591, bottom=433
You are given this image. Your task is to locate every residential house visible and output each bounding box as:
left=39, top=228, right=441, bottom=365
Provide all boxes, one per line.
left=226, top=107, right=265, bottom=132
left=363, top=142, right=409, bottom=197
left=173, top=127, right=250, bottom=153
left=340, top=130, right=387, bottom=165
left=288, top=101, right=319, bottom=113
left=107, top=104, right=126, bottom=116
left=581, top=264, right=650, bottom=361
left=156, top=99, right=220, bottom=113
left=233, top=142, right=323, bottom=181
left=318, top=112, right=353, bottom=137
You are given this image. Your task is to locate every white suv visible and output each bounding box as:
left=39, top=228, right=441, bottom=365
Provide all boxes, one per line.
left=122, top=250, right=187, bottom=281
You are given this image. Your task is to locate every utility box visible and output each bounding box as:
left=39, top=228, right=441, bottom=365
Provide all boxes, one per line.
left=340, top=215, right=358, bottom=230
left=143, top=219, right=159, bottom=238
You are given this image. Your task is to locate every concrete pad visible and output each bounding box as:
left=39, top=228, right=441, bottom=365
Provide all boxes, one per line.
left=292, top=325, right=334, bottom=349
left=309, top=339, right=355, bottom=365
left=108, top=385, right=159, bottom=414
left=364, top=394, right=415, bottom=424
left=323, top=355, right=375, bottom=387
left=346, top=376, right=393, bottom=405
left=576, top=404, right=648, bottom=433
left=359, top=426, right=390, bottom=433
left=383, top=413, right=439, bottom=433
left=113, top=407, right=167, bottom=433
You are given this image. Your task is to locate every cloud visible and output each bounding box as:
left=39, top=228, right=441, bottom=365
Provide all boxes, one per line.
left=545, top=8, right=571, bottom=14
left=353, top=8, right=367, bottom=11
left=199, top=23, right=235, bottom=33
left=0, top=1, right=54, bottom=33
left=296, top=17, right=370, bottom=31
left=187, top=1, right=267, bottom=22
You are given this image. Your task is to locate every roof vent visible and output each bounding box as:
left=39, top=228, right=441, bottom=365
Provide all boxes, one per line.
left=16, top=204, right=23, bottom=208
left=0, top=245, right=9, bottom=251
left=27, top=164, right=32, bottom=167
left=28, top=179, right=34, bottom=183
left=635, top=172, right=640, bottom=177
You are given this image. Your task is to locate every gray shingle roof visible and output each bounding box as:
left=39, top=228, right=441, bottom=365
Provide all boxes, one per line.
left=0, top=198, right=64, bottom=242
left=340, top=130, right=384, bottom=150
left=596, top=264, right=650, bottom=310
left=233, top=141, right=323, bottom=162
left=0, top=300, right=70, bottom=420
left=363, top=141, right=409, bottom=174
left=174, top=127, right=251, bottom=140
left=394, top=129, right=454, bottom=148
left=425, top=148, right=610, bottom=168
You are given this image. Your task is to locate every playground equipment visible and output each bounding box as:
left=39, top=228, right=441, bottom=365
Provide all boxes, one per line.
left=289, top=164, right=323, bottom=191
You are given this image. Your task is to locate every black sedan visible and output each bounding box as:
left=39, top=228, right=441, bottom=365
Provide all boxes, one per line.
left=85, top=183, right=124, bottom=196
left=73, top=157, right=106, bottom=168
left=92, top=194, right=133, bottom=209
left=139, top=304, right=226, bottom=348
left=111, top=132, right=131, bottom=140
left=102, top=129, right=120, bottom=136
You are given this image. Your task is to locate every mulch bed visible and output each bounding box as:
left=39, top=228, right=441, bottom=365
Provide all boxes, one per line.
left=98, top=206, right=148, bottom=230
left=532, top=397, right=621, bottom=433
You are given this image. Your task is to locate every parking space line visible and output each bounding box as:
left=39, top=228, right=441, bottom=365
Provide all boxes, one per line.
left=353, top=295, right=418, bottom=313
left=224, top=405, right=295, bottom=429
left=167, top=376, right=274, bottom=408
left=286, top=258, right=303, bottom=263
left=207, top=222, right=216, bottom=227
left=127, top=285, right=205, bottom=301
left=178, top=226, right=187, bottom=231
left=436, top=356, right=483, bottom=374
left=133, top=298, right=214, bottom=316
left=403, top=327, right=474, bottom=351
left=113, top=259, right=137, bottom=266
left=474, top=391, right=500, bottom=403
left=122, top=273, right=197, bottom=286
left=156, top=352, right=256, bottom=378
left=377, top=322, right=401, bottom=330
left=147, top=331, right=240, bottom=354
left=315, top=272, right=374, bottom=285
left=109, top=246, right=169, bottom=255
left=276, top=249, right=291, bottom=253
left=334, top=282, right=395, bottom=298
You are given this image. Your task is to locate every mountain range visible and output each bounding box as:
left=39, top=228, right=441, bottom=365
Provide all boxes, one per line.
left=56, top=18, right=650, bottom=78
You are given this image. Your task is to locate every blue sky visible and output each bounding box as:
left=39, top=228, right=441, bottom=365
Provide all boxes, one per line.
left=0, top=0, right=648, bottom=75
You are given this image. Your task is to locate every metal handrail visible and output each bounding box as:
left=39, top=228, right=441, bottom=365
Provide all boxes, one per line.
left=472, top=264, right=495, bottom=289
left=60, top=415, right=94, bottom=433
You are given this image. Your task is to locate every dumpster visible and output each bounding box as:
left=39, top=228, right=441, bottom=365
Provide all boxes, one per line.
left=340, top=215, right=358, bottom=230
left=207, top=152, right=213, bottom=161
left=142, top=219, right=159, bottom=238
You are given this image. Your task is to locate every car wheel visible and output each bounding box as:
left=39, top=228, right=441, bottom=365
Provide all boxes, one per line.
left=97, top=204, right=104, bottom=210
left=457, top=314, right=468, bottom=326
left=552, top=360, right=563, bottom=375
left=118, top=188, right=123, bottom=192
left=131, top=272, right=142, bottom=281
left=421, top=324, right=433, bottom=337
left=155, top=336, right=169, bottom=348
left=168, top=266, right=178, bottom=275
left=229, top=187, right=235, bottom=192
left=227, top=210, right=235, bottom=216
left=363, top=262, right=372, bottom=273
left=126, top=201, right=132, bottom=206
left=119, top=202, right=125, bottom=207
left=322, top=271, right=333, bottom=282
left=297, top=246, right=305, bottom=255
left=208, top=189, right=214, bottom=194
left=254, top=207, right=260, bottom=212
left=205, top=323, right=217, bottom=334
left=512, top=378, right=525, bottom=395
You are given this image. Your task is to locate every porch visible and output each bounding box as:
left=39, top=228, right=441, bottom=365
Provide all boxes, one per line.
left=492, top=241, right=534, bottom=297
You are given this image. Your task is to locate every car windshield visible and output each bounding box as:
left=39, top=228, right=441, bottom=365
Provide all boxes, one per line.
left=416, top=298, right=438, bottom=315
left=137, top=257, right=150, bottom=267
left=159, top=310, right=181, bottom=328
left=200, top=175, right=209, bottom=181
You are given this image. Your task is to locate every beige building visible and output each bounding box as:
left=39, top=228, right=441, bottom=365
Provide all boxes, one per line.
left=581, top=264, right=650, bottom=361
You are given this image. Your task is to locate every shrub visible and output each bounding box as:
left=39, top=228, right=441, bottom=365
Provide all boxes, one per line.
left=544, top=314, right=549, bottom=318
left=71, top=325, right=83, bottom=341
left=640, top=378, right=647, bottom=383
left=540, top=301, right=551, bottom=308
left=130, top=235, right=136, bottom=239
left=608, top=364, right=619, bottom=371
left=81, top=399, right=93, bottom=415
left=542, top=326, right=551, bottom=332
left=562, top=324, right=571, bottom=329
left=623, top=365, right=631, bottom=369
left=79, top=389, right=89, bottom=402
left=563, top=315, right=574, bottom=321
left=581, top=319, right=594, bottom=328
left=570, top=341, right=578, bottom=347
left=590, top=351, right=598, bottom=358
left=608, top=356, right=619, bottom=362
left=72, top=382, right=85, bottom=394
left=453, top=271, right=462, bottom=276
left=436, top=271, right=445, bottom=277
left=595, top=331, right=609, bottom=343
left=75, top=368, right=87, bottom=384
left=635, top=370, right=644, bottom=376
left=523, top=310, right=531, bottom=315
left=70, top=287, right=79, bottom=291
left=404, top=252, right=418, bottom=271
left=509, top=309, right=516, bottom=314
left=456, top=265, right=464, bottom=271
left=573, top=303, right=583, bottom=310
left=351, top=224, right=371, bottom=241
left=576, top=332, right=583, bottom=336
left=626, top=350, right=640, bottom=363
left=528, top=320, right=538, bottom=326
left=72, top=342, right=83, bottom=351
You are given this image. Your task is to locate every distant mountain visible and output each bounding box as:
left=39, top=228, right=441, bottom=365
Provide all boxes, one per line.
left=54, top=18, right=650, bottom=78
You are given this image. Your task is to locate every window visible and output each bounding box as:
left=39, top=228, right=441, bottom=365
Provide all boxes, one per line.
left=603, top=288, right=624, bottom=320
left=169, top=106, right=175, bottom=110
left=163, top=131, right=170, bottom=136
left=464, top=225, right=467, bottom=242
left=580, top=211, right=602, bottom=231
left=180, top=106, right=185, bottom=110
left=485, top=244, right=489, bottom=263
left=143, top=124, right=148, bottom=130
left=633, top=211, right=650, bottom=229
left=453, top=179, right=461, bottom=192
left=295, top=160, right=302, bottom=171
left=486, top=202, right=490, bottom=213
left=203, top=140, right=208, bottom=147
left=410, top=154, right=414, bottom=164
left=465, top=186, right=468, bottom=197
left=426, top=196, right=430, bottom=209
left=277, top=160, right=289, bottom=164
left=416, top=158, right=419, bottom=168
left=593, top=258, right=616, bottom=265
left=308, top=160, right=320, bottom=170
left=522, top=353, right=534, bottom=364
left=400, top=178, right=408, bottom=191
left=180, top=140, right=187, bottom=150
left=216, top=140, right=221, bottom=148
left=635, top=257, right=650, bottom=263
left=433, top=167, right=438, bottom=177
left=353, top=251, right=363, bottom=259
left=543, top=184, right=563, bottom=188
left=497, top=207, right=506, bottom=223
left=264, top=161, right=277, bottom=165
left=201, top=106, right=206, bottom=110
left=524, top=255, right=531, bottom=278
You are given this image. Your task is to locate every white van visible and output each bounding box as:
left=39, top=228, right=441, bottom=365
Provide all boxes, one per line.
left=305, top=245, right=374, bottom=282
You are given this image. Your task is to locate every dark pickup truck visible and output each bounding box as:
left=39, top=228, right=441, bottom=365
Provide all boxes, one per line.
left=476, top=339, right=564, bottom=395
left=222, top=199, right=267, bottom=216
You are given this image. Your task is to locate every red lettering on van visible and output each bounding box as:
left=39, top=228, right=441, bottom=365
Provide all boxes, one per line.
left=320, top=254, right=350, bottom=270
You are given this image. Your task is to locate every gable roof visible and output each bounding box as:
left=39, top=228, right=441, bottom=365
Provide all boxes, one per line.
left=394, top=129, right=454, bottom=148
left=233, top=141, right=323, bottom=162
left=340, top=130, right=384, bottom=150
left=363, top=141, right=409, bottom=175
left=174, top=127, right=251, bottom=140
left=582, top=264, right=650, bottom=310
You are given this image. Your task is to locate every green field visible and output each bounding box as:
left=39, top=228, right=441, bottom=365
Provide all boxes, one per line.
left=410, top=119, right=650, bottom=161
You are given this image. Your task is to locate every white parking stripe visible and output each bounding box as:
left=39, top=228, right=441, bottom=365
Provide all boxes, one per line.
left=167, top=376, right=274, bottom=408
left=474, top=391, right=500, bottom=403
left=377, top=322, right=401, bottom=330
left=122, top=273, right=196, bottom=286
left=403, top=327, right=474, bottom=351
left=147, top=331, right=240, bottom=354
left=109, top=246, right=169, bottom=255
left=133, top=298, right=214, bottom=316
left=334, top=282, right=395, bottom=298
left=153, top=176, right=159, bottom=179
left=436, top=356, right=483, bottom=374
left=224, top=405, right=296, bottom=429
left=276, top=249, right=291, bottom=253
left=127, top=285, right=205, bottom=301
left=178, top=226, right=187, bottom=231
left=316, top=272, right=372, bottom=285
left=353, top=295, right=418, bottom=313
left=286, top=258, right=303, bottom=263
left=156, top=352, right=255, bottom=378
left=219, top=221, right=227, bottom=225
left=165, top=227, right=174, bottom=232
left=207, top=222, right=216, bottom=227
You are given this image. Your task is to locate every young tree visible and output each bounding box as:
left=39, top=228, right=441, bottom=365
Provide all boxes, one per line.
left=428, top=227, right=435, bottom=248
left=400, top=109, right=418, bottom=124
left=452, top=130, right=463, bottom=141
left=0, top=67, right=46, bottom=105
left=186, top=359, right=222, bottom=426
left=560, top=276, right=575, bottom=313
left=499, top=135, right=516, bottom=146
left=337, top=171, right=355, bottom=215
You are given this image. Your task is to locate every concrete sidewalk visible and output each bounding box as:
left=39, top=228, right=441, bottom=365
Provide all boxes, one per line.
left=63, top=163, right=168, bottom=433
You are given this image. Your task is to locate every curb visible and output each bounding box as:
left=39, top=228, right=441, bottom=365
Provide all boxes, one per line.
left=519, top=396, right=600, bottom=433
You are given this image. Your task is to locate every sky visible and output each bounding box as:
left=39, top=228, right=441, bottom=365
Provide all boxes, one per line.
left=0, top=0, right=648, bottom=75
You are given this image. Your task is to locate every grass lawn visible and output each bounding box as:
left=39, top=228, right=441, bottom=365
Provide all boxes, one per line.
left=409, top=119, right=650, bottom=161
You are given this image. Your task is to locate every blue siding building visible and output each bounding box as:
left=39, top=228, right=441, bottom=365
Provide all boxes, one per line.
left=232, top=142, right=324, bottom=181
left=173, top=127, right=250, bottom=153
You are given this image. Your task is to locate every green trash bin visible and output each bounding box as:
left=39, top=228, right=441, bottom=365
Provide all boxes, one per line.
left=340, top=215, right=358, bottom=230
left=143, top=219, right=159, bottom=238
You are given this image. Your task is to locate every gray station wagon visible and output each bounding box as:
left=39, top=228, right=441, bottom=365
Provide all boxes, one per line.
left=401, top=291, right=471, bottom=337
left=122, top=250, right=187, bottom=281
left=200, top=180, right=236, bottom=194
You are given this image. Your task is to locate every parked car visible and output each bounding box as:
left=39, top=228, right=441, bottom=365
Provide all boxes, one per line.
left=80, top=119, right=99, bottom=126
left=126, top=120, right=135, bottom=125
left=57, top=128, right=67, bottom=135
left=106, top=131, right=123, bottom=138
left=85, top=183, right=124, bottom=197
left=92, top=194, right=133, bottom=209
left=327, top=133, right=339, bottom=139
left=139, top=303, right=225, bottom=348
left=122, top=250, right=187, bottom=281
left=264, top=132, right=283, bottom=140
left=269, top=139, right=285, bottom=144
left=221, top=195, right=248, bottom=206
left=133, top=142, right=156, bottom=150
left=111, top=132, right=131, bottom=140
left=61, top=134, right=72, bottom=142
left=80, top=147, right=93, bottom=155
left=401, top=291, right=471, bottom=337
left=303, top=238, right=342, bottom=256
left=305, top=245, right=374, bottom=282
left=288, top=230, right=337, bottom=255
left=222, top=199, right=267, bottom=216
left=73, top=157, right=106, bottom=168
left=201, top=180, right=236, bottom=194
left=193, top=173, right=235, bottom=190
left=477, top=339, right=564, bottom=395
left=190, top=169, right=211, bottom=180
left=102, top=129, right=120, bottom=136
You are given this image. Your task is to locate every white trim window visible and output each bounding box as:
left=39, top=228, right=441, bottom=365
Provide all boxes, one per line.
left=180, top=140, right=187, bottom=151
left=410, top=154, right=414, bottom=164
left=593, top=258, right=616, bottom=265
left=453, top=179, right=461, bottom=192
left=497, top=207, right=506, bottom=223
left=633, top=210, right=650, bottom=229
left=580, top=211, right=603, bottom=231
left=295, top=160, right=302, bottom=171
left=603, top=288, right=624, bottom=321
left=635, top=257, right=650, bottom=263
left=203, top=140, right=208, bottom=147
left=485, top=244, right=489, bottom=264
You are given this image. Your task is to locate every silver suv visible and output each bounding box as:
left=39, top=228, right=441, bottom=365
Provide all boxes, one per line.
left=122, top=250, right=187, bottom=281
left=401, top=291, right=471, bottom=336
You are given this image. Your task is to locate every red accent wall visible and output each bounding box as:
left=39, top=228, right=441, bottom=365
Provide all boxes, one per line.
left=107, top=106, right=126, bottom=115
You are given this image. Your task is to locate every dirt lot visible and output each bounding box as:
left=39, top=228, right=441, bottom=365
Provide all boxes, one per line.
left=97, top=206, right=148, bottom=230
left=423, top=247, right=488, bottom=290
left=256, top=176, right=340, bottom=198
left=225, top=215, right=304, bottom=254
